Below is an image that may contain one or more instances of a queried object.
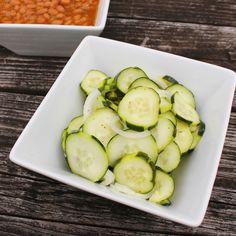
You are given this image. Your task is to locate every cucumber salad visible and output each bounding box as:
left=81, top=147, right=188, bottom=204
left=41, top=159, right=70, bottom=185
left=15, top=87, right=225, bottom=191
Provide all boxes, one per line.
left=61, top=67, right=205, bottom=205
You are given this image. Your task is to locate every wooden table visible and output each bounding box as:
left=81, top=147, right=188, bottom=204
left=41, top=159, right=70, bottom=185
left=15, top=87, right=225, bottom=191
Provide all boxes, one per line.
left=0, top=1, right=236, bottom=235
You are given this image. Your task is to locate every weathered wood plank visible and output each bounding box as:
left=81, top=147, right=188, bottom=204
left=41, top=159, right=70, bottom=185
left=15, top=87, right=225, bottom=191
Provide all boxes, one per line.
left=0, top=215, right=167, bottom=236
left=102, top=19, right=236, bottom=61
left=0, top=92, right=43, bottom=146
left=109, top=0, right=236, bottom=27
left=0, top=171, right=235, bottom=235
left=0, top=146, right=54, bottom=183
left=0, top=54, right=67, bottom=95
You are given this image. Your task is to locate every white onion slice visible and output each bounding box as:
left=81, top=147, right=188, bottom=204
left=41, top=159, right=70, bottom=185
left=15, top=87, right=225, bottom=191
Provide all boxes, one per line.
left=83, top=89, right=101, bottom=119
left=111, top=117, right=151, bottom=139
left=110, top=183, right=154, bottom=200
left=157, top=89, right=172, bottom=99
left=100, top=169, right=115, bottom=186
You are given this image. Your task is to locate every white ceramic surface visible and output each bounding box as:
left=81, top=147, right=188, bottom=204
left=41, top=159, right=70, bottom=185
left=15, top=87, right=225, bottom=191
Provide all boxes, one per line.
left=10, top=36, right=236, bottom=226
left=0, top=0, right=110, bottom=57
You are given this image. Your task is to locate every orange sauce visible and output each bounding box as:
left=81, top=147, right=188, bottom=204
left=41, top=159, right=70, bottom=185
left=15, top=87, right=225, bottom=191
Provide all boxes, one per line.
left=0, top=0, right=99, bottom=25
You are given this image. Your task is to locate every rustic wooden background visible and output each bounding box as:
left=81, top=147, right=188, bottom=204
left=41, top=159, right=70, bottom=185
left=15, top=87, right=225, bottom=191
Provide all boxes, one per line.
left=0, top=1, right=236, bottom=235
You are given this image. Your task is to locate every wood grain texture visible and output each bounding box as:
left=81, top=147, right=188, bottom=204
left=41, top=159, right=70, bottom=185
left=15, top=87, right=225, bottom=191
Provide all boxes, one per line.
left=102, top=18, right=236, bottom=62
left=0, top=171, right=235, bottom=236
left=0, top=215, right=174, bottom=236
left=0, top=0, right=236, bottom=235
left=109, top=0, right=236, bottom=27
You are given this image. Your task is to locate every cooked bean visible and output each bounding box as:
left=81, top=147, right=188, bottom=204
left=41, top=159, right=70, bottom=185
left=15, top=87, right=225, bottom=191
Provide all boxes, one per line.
left=57, top=5, right=65, bottom=13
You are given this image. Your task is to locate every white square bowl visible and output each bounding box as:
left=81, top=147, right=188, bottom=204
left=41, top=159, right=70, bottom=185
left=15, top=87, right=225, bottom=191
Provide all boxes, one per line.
left=10, top=36, right=236, bottom=227
left=0, top=0, right=110, bottom=57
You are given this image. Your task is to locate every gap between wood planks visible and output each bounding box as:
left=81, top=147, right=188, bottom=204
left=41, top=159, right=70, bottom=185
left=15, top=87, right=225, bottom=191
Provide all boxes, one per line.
left=108, top=15, right=236, bottom=29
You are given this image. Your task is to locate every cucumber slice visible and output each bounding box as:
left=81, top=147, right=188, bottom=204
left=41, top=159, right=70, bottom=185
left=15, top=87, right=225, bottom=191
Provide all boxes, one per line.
left=160, top=97, right=172, bottom=114
left=156, top=142, right=181, bottom=172
left=160, top=199, right=171, bottom=206
left=102, top=98, right=118, bottom=112
left=83, top=107, right=119, bottom=147
left=61, top=128, right=67, bottom=155
left=66, top=132, right=108, bottom=182
left=102, top=77, right=115, bottom=90
left=189, top=121, right=205, bottom=151
left=100, top=77, right=124, bottom=106
left=67, top=115, right=84, bottom=134
left=149, top=169, right=174, bottom=203
left=174, top=120, right=193, bottom=154
left=116, top=67, right=147, bottom=93
left=129, top=77, right=160, bottom=92
left=80, top=70, right=108, bottom=95
left=151, top=117, right=176, bottom=153
left=129, top=77, right=171, bottom=114
left=172, top=93, right=200, bottom=125
left=155, top=75, right=178, bottom=89
left=118, top=87, right=160, bottom=131
left=167, top=84, right=196, bottom=108
left=161, top=75, right=178, bottom=87
left=114, top=153, right=154, bottom=194
left=159, top=111, right=177, bottom=126
left=107, top=132, right=158, bottom=167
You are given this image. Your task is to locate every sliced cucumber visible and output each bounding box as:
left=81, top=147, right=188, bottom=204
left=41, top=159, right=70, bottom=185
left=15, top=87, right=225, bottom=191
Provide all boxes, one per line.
left=67, top=115, right=84, bottom=134
left=116, top=67, right=147, bottom=94
left=151, top=117, right=176, bottom=153
left=102, top=98, right=118, bottom=112
left=159, top=111, right=177, bottom=126
left=114, top=153, right=154, bottom=194
left=101, top=78, right=124, bottom=106
left=162, top=75, right=178, bottom=86
left=167, top=84, right=196, bottom=108
left=160, top=199, right=171, bottom=206
left=66, top=132, right=108, bottom=182
left=149, top=169, right=174, bottom=203
left=189, top=121, right=205, bottom=151
left=172, top=93, right=200, bottom=125
left=83, top=108, right=119, bottom=147
left=80, top=70, right=108, bottom=95
left=107, top=132, right=158, bottom=167
left=129, top=77, right=160, bottom=92
left=156, top=142, right=181, bottom=173
left=160, top=97, right=172, bottom=114
left=61, top=128, right=67, bottom=155
left=129, top=77, right=172, bottom=114
left=102, top=77, right=115, bottom=91
left=155, top=75, right=178, bottom=89
left=174, top=120, right=193, bottom=154
left=118, top=87, right=160, bottom=131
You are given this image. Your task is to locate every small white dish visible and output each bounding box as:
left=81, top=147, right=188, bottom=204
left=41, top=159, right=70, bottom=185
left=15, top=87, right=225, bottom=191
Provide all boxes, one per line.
left=0, top=0, right=110, bottom=57
left=10, top=36, right=236, bottom=226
